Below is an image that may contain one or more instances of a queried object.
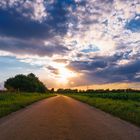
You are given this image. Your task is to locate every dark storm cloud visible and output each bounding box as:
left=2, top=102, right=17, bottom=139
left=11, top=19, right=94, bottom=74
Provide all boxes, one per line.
left=94, top=60, right=140, bottom=83
left=47, top=66, right=59, bottom=75
left=68, top=60, right=107, bottom=72
left=0, top=0, right=78, bottom=56
left=0, top=38, right=69, bottom=56
left=0, top=0, right=86, bottom=40
left=68, top=52, right=127, bottom=71
left=0, top=8, right=67, bottom=39
left=0, top=0, right=91, bottom=57
left=68, top=52, right=140, bottom=84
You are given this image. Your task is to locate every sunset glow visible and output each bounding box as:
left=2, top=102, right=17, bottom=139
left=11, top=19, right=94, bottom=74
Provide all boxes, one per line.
left=0, top=0, right=140, bottom=89
left=50, top=63, right=77, bottom=84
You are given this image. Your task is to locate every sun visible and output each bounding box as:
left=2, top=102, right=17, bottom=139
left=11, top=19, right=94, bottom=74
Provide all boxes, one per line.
left=50, top=62, right=77, bottom=84
left=57, top=67, right=76, bottom=84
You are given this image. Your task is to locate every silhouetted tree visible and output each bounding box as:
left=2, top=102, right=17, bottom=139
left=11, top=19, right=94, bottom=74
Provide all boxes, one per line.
left=50, top=88, right=54, bottom=93
left=4, top=73, right=48, bottom=93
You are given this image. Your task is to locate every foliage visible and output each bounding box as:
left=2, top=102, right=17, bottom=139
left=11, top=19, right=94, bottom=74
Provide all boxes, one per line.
left=56, top=88, right=140, bottom=94
left=57, top=88, right=78, bottom=94
left=74, top=92, right=140, bottom=101
left=4, top=73, right=48, bottom=93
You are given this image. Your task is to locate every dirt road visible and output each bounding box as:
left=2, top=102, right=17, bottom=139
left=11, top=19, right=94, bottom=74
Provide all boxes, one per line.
left=0, top=95, right=140, bottom=140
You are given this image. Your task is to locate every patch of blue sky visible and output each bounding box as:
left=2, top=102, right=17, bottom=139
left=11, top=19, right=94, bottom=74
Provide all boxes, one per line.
left=0, top=56, right=41, bottom=82
left=81, top=44, right=100, bottom=53
left=0, top=56, right=38, bottom=69
left=126, top=16, right=140, bottom=32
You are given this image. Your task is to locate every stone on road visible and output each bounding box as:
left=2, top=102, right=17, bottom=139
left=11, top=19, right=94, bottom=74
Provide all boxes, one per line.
left=0, top=95, right=140, bottom=140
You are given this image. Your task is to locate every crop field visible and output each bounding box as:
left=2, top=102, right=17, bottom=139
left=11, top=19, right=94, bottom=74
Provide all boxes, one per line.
left=0, top=92, right=54, bottom=118
left=67, top=92, right=140, bottom=126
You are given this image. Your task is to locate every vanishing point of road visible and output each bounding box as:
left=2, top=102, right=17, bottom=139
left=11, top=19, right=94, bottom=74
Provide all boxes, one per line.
left=0, top=95, right=140, bottom=140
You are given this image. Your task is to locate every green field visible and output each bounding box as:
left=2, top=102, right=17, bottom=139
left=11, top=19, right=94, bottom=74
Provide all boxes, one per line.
left=67, top=92, right=140, bottom=126
left=0, top=92, right=55, bottom=118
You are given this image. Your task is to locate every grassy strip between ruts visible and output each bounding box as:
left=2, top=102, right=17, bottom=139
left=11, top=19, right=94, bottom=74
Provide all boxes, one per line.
left=67, top=94, right=140, bottom=126
left=0, top=92, right=55, bottom=118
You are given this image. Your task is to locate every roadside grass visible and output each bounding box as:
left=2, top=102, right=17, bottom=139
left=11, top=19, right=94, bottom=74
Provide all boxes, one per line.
left=67, top=93, right=140, bottom=126
left=0, top=92, right=55, bottom=118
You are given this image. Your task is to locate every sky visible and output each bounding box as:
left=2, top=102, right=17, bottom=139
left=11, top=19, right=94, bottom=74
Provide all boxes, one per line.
left=0, top=0, right=140, bottom=90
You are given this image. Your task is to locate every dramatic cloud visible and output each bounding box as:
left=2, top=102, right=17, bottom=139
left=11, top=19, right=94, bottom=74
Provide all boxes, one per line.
left=0, top=0, right=47, bottom=22
left=0, top=0, right=140, bottom=89
left=0, top=37, right=69, bottom=56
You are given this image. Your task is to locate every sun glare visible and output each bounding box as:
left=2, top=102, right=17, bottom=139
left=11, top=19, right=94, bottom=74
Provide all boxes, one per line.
left=57, top=67, right=76, bottom=84
left=50, top=62, right=77, bottom=84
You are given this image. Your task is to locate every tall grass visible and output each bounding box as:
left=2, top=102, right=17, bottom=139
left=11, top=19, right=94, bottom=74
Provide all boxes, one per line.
left=67, top=93, right=140, bottom=126
left=0, top=92, right=54, bottom=118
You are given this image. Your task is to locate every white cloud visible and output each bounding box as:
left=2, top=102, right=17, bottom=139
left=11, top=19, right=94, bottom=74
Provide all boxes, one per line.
left=23, top=0, right=47, bottom=22
left=0, top=0, right=47, bottom=22
left=63, top=0, right=140, bottom=59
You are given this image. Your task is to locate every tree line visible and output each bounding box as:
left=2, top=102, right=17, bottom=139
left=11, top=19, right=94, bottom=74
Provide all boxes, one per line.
left=4, top=73, right=140, bottom=94
left=56, top=88, right=140, bottom=94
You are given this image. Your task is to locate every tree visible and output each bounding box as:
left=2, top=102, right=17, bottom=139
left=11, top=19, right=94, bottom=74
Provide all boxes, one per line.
left=50, top=88, right=54, bottom=93
left=4, top=73, right=48, bottom=93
